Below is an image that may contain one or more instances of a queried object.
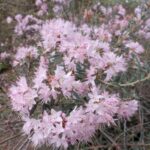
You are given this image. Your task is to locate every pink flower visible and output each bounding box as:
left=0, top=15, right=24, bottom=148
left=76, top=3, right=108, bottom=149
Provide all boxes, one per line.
left=52, top=66, right=82, bottom=97
left=126, top=41, right=144, bottom=54
left=23, top=117, right=38, bottom=134
left=13, top=46, right=38, bottom=66
left=35, top=0, right=43, bottom=6
left=118, top=5, right=126, bottom=16
left=33, top=56, right=48, bottom=89
left=38, top=83, right=51, bottom=103
left=86, top=67, right=96, bottom=81
left=9, top=77, right=37, bottom=114
left=37, top=10, right=45, bottom=16
left=118, top=100, right=138, bottom=119
left=40, top=19, right=76, bottom=52
left=14, top=15, right=42, bottom=35
left=102, top=52, right=127, bottom=81
left=0, top=52, right=10, bottom=60
left=94, top=25, right=112, bottom=42
left=15, top=14, right=22, bottom=22
left=8, top=11, right=140, bottom=149
left=134, top=6, right=141, bottom=19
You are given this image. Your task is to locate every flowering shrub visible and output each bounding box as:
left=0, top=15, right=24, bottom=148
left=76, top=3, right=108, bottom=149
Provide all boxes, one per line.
left=4, top=0, right=150, bottom=149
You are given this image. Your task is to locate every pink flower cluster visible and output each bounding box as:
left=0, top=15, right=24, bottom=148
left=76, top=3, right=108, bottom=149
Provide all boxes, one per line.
left=0, top=52, right=10, bottom=60
left=139, top=18, right=150, bottom=40
left=40, top=19, right=127, bottom=81
left=52, top=0, right=72, bottom=16
left=125, top=41, right=144, bottom=55
left=22, top=87, right=138, bottom=148
left=35, top=0, right=48, bottom=16
left=7, top=2, right=148, bottom=149
left=14, top=14, right=42, bottom=35
left=9, top=77, right=37, bottom=115
left=13, top=46, right=39, bottom=66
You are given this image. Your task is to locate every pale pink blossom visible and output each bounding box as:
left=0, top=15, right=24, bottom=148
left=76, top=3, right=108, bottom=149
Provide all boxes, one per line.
left=9, top=77, right=37, bottom=114
left=40, top=19, right=76, bottom=52
left=118, top=5, right=126, bottom=16
left=102, top=52, right=127, bottom=81
left=35, top=0, right=43, bottom=6
left=118, top=100, right=138, bottom=119
left=134, top=6, right=142, bottom=19
left=51, top=66, right=85, bottom=97
left=13, top=46, right=38, bottom=66
left=126, top=41, right=144, bottom=54
left=21, top=88, right=138, bottom=148
left=0, top=52, right=10, bottom=59
left=94, top=25, right=112, bottom=42
left=14, top=15, right=42, bottom=35
left=33, top=56, right=48, bottom=89
left=7, top=6, right=141, bottom=148
left=38, top=83, right=51, bottom=103
left=37, top=3, right=48, bottom=16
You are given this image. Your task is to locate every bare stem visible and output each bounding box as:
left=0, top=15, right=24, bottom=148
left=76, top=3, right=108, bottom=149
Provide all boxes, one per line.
left=100, top=73, right=150, bottom=87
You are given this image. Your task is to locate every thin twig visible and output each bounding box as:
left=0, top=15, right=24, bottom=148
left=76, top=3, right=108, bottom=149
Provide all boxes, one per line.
left=17, top=137, right=29, bottom=150
left=119, top=73, right=150, bottom=87
left=100, top=129, right=117, bottom=146
left=114, top=121, right=150, bottom=143
left=0, top=86, right=7, bottom=94
left=0, top=133, right=22, bottom=145
left=12, top=136, right=25, bottom=150
left=100, top=73, right=150, bottom=87
left=99, top=80, right=118, bottom=87
left=139, top=105, right=146, bottom=150
left=123, top=119, right=127, bottom=150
